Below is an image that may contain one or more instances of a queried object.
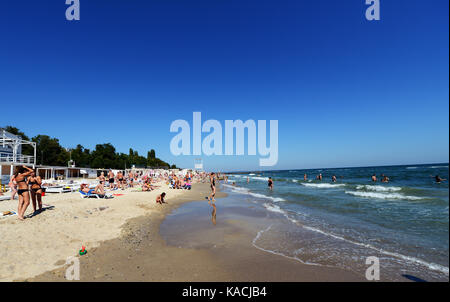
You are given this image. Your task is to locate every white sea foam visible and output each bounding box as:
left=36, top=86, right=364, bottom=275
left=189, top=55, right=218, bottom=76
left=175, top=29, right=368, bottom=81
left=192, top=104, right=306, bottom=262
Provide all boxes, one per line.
left=222, top=184, right=284, bottom=202
left=406, top=167, right=418, bottom=169
left=222, top=184, right=250, bottom=194
left=263, top=203, right=286, bottom=215
left=251, top=176, right=269, bottom=181
left=301, top=183, right=346, bottom=189
left=292, top=179, right=298, bottom=183
left=356, top=185, right=402, bottom=192
left=249, top=192, right=285, bottom=202
left=345, top=191, right=423, bottom=200
left=430, top=165, right=449, bottom=169
left=302, top=225, right=449, bottom=275
left=251, top=225, right=322, bottom=267
left=248, top=173, right=255, bottom=175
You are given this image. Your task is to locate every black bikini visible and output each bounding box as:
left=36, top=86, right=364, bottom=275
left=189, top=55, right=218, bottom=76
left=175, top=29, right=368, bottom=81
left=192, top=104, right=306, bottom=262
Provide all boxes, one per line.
left=16, top=178, right=29, bottom=195
left=29, top=180, right=42, bottom=192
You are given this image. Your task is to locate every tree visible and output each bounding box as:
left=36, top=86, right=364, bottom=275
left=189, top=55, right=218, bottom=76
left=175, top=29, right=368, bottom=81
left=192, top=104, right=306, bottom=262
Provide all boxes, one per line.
left=149, top=149, right=156, bottom=159
left=32, top=135, right=69, bottom=166
left=90, top=143, right=116, bottom=169
left=70, top=144, right=91, bottom=167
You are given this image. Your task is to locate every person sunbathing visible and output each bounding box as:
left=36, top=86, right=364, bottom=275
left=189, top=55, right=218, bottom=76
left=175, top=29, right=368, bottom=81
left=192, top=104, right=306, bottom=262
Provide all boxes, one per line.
left=142, top=181, right=153, bottom=191
left=80, top=183, right=105, bottom=197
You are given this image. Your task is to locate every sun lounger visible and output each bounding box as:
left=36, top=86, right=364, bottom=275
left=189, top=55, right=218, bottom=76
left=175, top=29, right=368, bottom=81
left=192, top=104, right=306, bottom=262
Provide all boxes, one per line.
left=79, top=190, right=113, bottom=199
left=0, top=195, right=12, bottom=201
left=79, top=190, right=101, bottom=199
left=44, top=186, right=72, bottom=193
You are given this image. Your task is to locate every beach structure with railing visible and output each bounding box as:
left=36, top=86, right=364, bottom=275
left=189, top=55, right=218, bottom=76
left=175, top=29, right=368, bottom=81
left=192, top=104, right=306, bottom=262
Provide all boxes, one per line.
left=0, top=128, right=37, bottom=185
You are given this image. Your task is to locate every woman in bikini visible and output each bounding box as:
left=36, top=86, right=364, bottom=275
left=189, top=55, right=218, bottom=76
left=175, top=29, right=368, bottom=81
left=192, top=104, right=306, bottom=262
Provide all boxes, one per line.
left=28, top=170, right=43, bottom=213
left=14, top=165, right=34, bottom=220
left=208, top=172, right=216, bottom=204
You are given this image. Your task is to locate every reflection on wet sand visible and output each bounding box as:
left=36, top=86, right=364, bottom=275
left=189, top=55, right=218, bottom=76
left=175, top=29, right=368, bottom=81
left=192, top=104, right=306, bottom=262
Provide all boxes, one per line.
left=211, top=203, right=216, bottom=225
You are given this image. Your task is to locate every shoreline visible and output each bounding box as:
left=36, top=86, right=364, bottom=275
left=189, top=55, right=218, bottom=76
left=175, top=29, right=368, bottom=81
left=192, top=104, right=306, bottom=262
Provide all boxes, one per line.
left=28, top=182, right=365, bottom=282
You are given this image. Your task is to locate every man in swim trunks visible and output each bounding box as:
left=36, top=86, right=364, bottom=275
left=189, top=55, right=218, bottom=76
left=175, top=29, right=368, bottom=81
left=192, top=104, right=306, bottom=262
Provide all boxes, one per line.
left=371, top=174, right=377, bottom=182
left=268, top=177, right=273, bottom=190
left=108, top=170, right=115, bottom=188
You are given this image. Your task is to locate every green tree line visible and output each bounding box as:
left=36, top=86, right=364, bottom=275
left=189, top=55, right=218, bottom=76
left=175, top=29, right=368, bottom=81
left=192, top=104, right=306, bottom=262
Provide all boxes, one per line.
left=2, top=126, right=177, bottom=169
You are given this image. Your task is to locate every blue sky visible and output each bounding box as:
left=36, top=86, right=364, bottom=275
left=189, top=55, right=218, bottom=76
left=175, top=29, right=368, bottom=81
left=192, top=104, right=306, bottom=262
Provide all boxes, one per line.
left=0, top=0, right=448, bottom=171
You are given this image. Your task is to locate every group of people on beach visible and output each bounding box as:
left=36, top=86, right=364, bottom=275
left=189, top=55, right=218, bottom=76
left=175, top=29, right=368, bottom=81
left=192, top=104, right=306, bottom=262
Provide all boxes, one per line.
left=7, top=165, right=44, bottom=220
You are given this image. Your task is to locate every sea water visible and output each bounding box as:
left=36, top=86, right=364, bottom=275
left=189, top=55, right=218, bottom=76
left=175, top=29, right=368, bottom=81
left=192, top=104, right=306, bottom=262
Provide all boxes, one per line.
left=223, top=164, right=449, bottom=281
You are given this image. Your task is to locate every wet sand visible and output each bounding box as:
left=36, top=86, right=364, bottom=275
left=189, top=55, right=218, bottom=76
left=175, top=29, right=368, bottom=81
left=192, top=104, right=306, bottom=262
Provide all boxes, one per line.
left=29, top=183, right=365, bottom=282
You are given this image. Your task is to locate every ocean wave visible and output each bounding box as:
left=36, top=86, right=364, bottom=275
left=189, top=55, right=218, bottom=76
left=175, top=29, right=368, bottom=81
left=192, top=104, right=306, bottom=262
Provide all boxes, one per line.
left=345, top=191, right=423, bottom=200
left=249, top=192, right=285, bottom=202
left=406, top=167, right=418, bottom=169
left=302, top=225, right=449, bottom=275
left=249, top=173, right=255, bottom=175
left=251, top=176, right=269, bottom=181
left=430, top=165, right=449, bottom=169
left=222, top=184, right=285, bottom=202
left=252, top=225, right=322, bottom=266
left=222, top=184, right=250, bottom=194
left=301, top=183, right=346, bottom=189
left=356, top=185, right=402, bottom=192
left=263, top=203, right=287, bottom=215
left=262, top=204, right=298, bottom=224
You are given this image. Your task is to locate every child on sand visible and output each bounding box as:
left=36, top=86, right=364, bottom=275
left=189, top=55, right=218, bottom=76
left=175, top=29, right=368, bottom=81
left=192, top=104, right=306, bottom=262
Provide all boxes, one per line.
left=156, top=192, right=166, bottom=204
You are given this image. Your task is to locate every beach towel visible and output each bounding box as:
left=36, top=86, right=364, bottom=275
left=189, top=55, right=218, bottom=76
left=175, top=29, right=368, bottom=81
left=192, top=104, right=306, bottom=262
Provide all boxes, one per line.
left=0, top=210, right=17, bottom=219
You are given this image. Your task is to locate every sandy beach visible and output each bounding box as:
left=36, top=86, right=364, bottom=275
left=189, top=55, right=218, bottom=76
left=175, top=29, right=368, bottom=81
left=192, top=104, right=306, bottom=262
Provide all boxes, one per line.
left=0, top=180, right=188, bottom=281
left=6, top=182, right=366, bottom=282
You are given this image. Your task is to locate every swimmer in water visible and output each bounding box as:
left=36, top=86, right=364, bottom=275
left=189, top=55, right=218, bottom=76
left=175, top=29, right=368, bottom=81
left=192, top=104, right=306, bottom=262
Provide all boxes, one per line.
left=382, top=175, right=390, bottom=183
left=433, top=175, right=447, bottom=183
left=371, top=174, right=377, bottom=182
left=331, top=175, right=337, bottom=182
left=304, top=174, right=307, bottom=181
left=268, top=177, right=273, bottom=190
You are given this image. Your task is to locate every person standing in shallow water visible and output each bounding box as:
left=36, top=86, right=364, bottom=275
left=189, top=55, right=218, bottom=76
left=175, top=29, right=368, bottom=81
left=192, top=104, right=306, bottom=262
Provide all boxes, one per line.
left=331, top=175, right=337, bottom=182
left=371, top=174, right=377, bottom=182
left=208, top=173, right=216, bottom=204
left=268, top=177, right=273, bottom=190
